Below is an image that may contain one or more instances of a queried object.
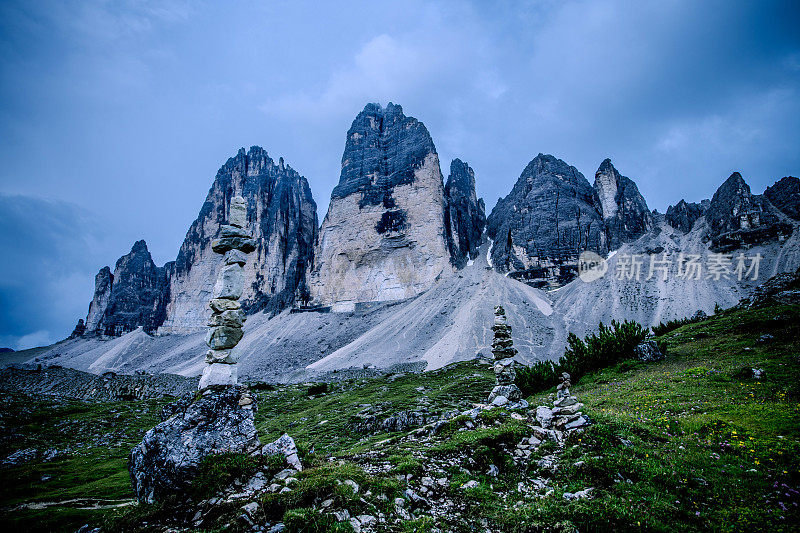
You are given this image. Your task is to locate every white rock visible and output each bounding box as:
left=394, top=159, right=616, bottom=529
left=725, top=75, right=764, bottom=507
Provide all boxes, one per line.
left=461, top=480, right=479, bottom=489
left=198, top=363, right=237, bottom=388
left=229, top=196, right=248, bottom=228
left=344, top=479, right=360, bottom=494
left=491, top=395, right=509, bottom=406
left=213, top=264, right=245, bottom=300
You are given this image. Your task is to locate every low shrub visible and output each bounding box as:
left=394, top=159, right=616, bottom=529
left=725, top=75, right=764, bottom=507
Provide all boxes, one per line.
left=515, top=320, right=648, bottom=396
left=308, top=383, right=329, bottom=396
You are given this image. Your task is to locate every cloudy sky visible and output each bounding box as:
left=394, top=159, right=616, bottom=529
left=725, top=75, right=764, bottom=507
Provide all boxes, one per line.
left=1, top=0, right=798, bottom=349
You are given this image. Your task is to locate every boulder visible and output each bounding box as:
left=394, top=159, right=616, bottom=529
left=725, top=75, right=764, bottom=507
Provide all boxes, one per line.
left=129, top=386, right=259, bottom=503
left=488, top=384, right=523, bottom=402
left=254, top=434, right=302, bottom=471
left=633, top=340, right=664, bottom=363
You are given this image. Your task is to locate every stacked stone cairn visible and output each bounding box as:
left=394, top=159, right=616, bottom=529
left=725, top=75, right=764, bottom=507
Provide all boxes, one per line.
left=199, top=195, right=256, bottom=389
left=487, top=306, right=524, bottom=405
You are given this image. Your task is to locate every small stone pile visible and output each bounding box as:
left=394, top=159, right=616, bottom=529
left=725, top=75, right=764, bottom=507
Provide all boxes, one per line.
left=200, top=196, right=256, bottom=389
left=487, top=305, right=524, bottom=405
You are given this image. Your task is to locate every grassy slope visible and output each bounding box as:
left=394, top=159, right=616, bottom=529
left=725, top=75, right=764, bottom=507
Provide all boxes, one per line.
left=1, top=304, right=798, bottom=532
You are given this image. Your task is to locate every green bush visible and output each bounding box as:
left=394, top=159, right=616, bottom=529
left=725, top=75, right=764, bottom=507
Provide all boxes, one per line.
left=560, top=320, right=648, bottom=379
left=516, top=360, right=560, bottom=396
left=308, top=383, right=329, bottom=396
left=515, top=320, right=648, bottom=396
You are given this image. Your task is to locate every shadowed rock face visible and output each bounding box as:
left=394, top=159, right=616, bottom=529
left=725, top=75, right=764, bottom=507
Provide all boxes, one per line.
left=765, top=176, right=800, bottom=221
left=592, top=159, right=652, bottom=249
left=486, top=154, right=603, bottom=283
left=308, top=103, right=453, bottom=309
left=85, top=240, right=173, bottom=336
left=159, top=147, right=317, bottom=333
left=85, top=266, right=113, bottom=333
left=706, top=172, right=792, bottom=251
left=445, top=159, right=486, bottom=267
left=666, top=199, right=708, bottom=233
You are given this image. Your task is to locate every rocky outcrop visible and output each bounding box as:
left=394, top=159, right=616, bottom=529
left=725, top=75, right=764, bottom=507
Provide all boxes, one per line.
left=764, top=176, right=800, bottom=221
left=486, top=154, right=603, bottom=286
left=444, top=159, right=486, bottom=267
left=592, top=159, right=652, bottom=249
left=665, top=199, right=708, bottom=233
left=129, top=385, right=260, bottom=503
left=85, top=241, right=173, bottom=336
left=706, top=172, right=792, bottom=251
left=159, top=147, right=317, bottom=333
left=84, top=266, right=113, bottom=333
left=307, top=103, right=453, bottom=310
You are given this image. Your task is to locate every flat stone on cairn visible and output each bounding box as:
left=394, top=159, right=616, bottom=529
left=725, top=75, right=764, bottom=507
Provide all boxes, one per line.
left=487, top=305, right=523, bottom=403
left=200, top=195, right=252, bottom=390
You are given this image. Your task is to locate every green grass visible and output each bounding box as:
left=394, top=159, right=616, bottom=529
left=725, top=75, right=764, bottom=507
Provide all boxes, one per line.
left=2, top=304, right=799, bottom=532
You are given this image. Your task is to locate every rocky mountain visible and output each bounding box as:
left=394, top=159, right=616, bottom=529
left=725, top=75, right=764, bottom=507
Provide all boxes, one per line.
left=444, top=159, right=486, bottom=267
left=592, top=159, right=653, bottom=249
left=485, top=154, right=604, bottom=286
left=82, top=147, right=317, bottom=337
left=84, top=240, right=173, bottom=336
left=705, top=172, right=793, bottom=251
left=159, top=147, right=317, bottom=333
left=307, top=103, right=454, bottom=310
left=665, top=199, right=708, bottom=233
left=764, top=176, right=800, bottom=220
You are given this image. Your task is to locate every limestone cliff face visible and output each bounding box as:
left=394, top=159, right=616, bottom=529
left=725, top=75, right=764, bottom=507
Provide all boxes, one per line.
left=666, top=199, right=708, bottom=233
left=486, top=154, right=603, bottom=285
left=85, top=266, right=113, bottom=333
left=307, top=103, right=453, bottom=310
left=592, top=159, right=652, bottom=249
left=159, top=147, right=317, bottom=333
left=444, top=159, right=486, bottom=267
left=706, top=172, right=793, bottom=252
left=85, top=241, right=173, bottom=336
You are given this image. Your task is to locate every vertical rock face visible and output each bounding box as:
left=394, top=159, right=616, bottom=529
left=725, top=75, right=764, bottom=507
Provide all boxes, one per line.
left=85, top=240, right=173, bottom=336
left=444, top=159, right=486, bottom=267
left=764, top=176, right=800, bottom=220
left=307, top=103, right=453, bottom=310
left=706, top=172, right=792, bottom=251
left=665, top=199, right=708, bottom=233
left=85, top=266, right=113, bottom=333
left=592, top=159, right=653, bottom=249
left=159, top=147, right=317, bottom=333
left=486, top=154, right=603, bottom=285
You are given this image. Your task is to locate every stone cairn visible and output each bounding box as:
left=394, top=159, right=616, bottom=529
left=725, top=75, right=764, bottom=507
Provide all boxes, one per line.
left=200, top=195, right=256, bottom=389
left=487, top=306, right=523, bottom=405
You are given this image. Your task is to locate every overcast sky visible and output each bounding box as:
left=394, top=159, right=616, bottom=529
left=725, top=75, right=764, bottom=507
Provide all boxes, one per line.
left=1, top=0, right=798, bottom=349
